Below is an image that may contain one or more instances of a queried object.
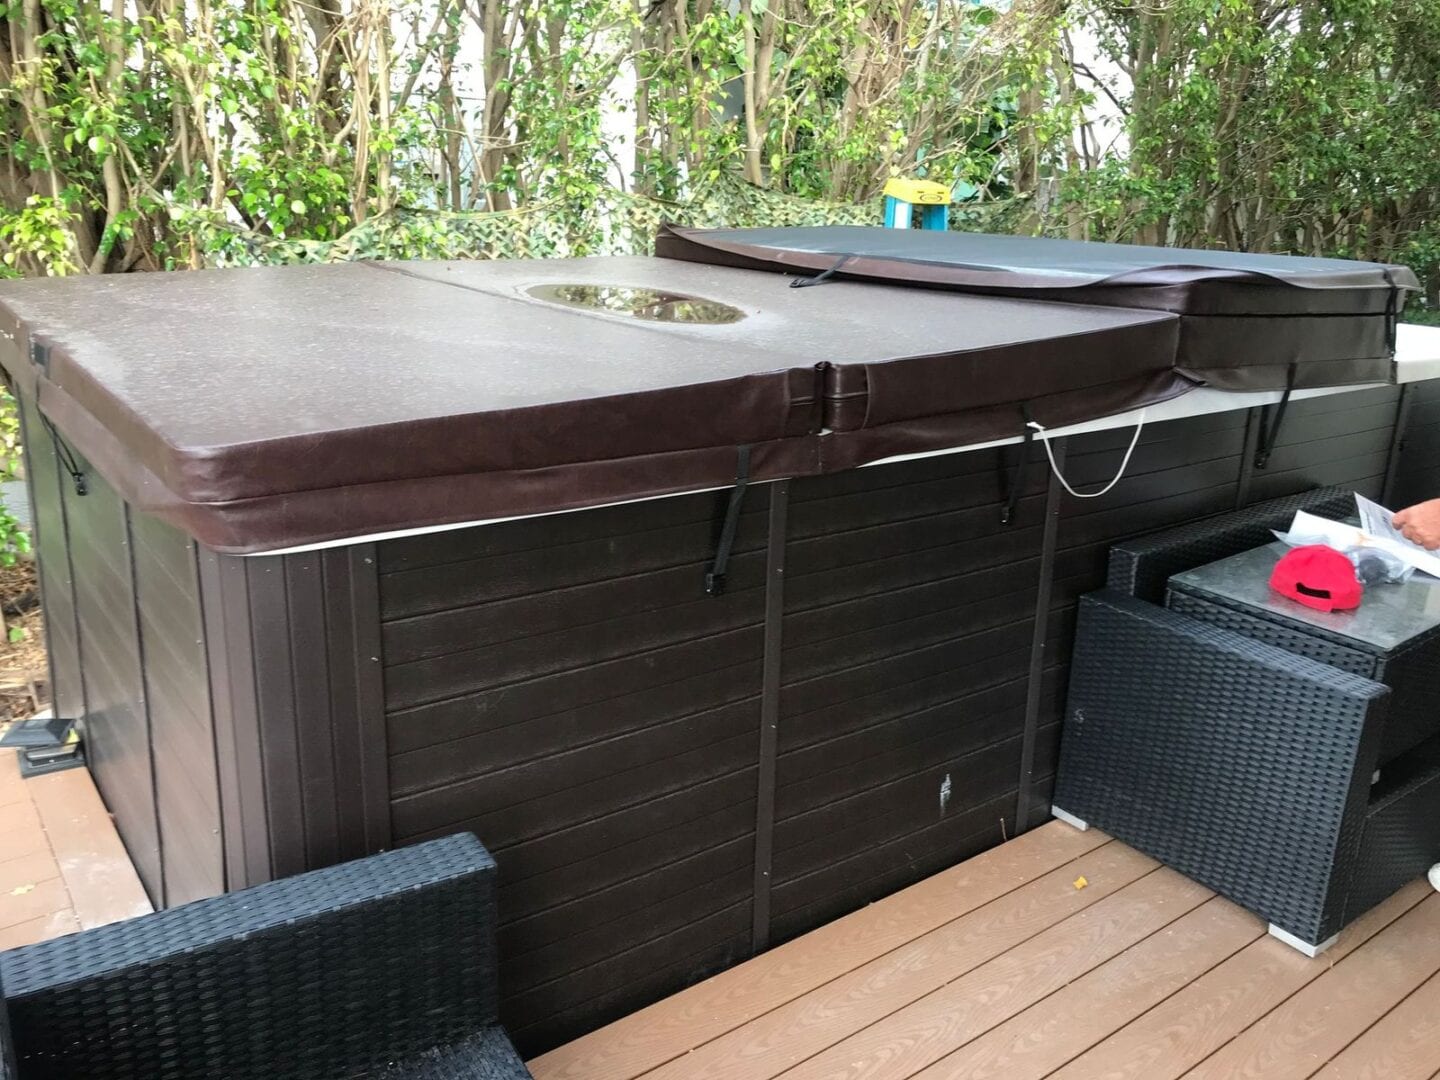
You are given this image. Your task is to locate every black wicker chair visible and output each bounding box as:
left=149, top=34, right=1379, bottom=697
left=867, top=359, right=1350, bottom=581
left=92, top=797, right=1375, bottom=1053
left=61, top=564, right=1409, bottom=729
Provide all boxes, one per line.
left=1054, top=487, right=1440, bottom=956
left=1103, top=485, right=1356, bottom=603
left=0, top=833, right=531, bottom=1080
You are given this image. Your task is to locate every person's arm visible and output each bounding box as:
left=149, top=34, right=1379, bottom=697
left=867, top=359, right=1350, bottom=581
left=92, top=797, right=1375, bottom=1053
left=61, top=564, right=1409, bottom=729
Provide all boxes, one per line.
left=1393, top=498, right=1440, bottom=550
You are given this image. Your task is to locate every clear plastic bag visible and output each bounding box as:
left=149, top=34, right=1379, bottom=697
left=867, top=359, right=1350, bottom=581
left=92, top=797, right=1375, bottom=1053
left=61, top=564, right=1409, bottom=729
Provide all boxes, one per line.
left=1351, top=547, right=1413, bottom=585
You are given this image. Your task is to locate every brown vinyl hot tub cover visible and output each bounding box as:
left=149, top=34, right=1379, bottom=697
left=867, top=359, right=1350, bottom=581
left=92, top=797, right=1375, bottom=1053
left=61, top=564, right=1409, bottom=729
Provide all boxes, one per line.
left=0, top=256, right=1194, bottom=552
left=656, top=224, right=1419, bottom=391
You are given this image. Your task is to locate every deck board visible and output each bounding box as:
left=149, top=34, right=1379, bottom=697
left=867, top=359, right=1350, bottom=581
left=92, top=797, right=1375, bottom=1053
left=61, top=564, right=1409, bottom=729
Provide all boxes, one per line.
left=528, top=821, right=1107, bottom=1080
left=530, top=822, right=1440, bottom=1080
left=782, top=868, right=1212, bottom=1079
left=910, top=897, right=1263, bottom=1080
left=0, top=750, right=151, bottom=951
left=640, top=841, right=1154, bottom=1080
left=1183, top=894, right=1440, bottom=1080
left=1051, top=879, right=1433, bottom=1080
left=1312, top=969, right=1440, bottom=1080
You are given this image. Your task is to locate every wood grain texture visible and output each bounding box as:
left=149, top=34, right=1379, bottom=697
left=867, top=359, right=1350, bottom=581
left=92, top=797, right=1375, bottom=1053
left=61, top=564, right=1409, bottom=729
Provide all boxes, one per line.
left=0, top=796, right=49, bottom=862
left=1051, top=878, right=1433, bottom=1080
left=526, top=822, right=1107, bottom=1080
left=0, top=910, right=79, bottom=951
left=532, top=824, right=1440, bottom=1080
left=1314, top=969, right=1440, bottom=1080
left=779, top=867, right=1212, bottom=1080
left=639, top=841, right=1156, bottom=1080
left=17, top=394, right=86, bottom=721
left=0, top=878, right=69, bottom=932
left=130, top=510, right=223, bottom=907
left=911, top=897, right=1264, bottom=1080
left=28, top=765, right=152, bottom=929
left=1184, top=894, right=1440, bottom=1080
left=61, top=468, right=162, bottom=902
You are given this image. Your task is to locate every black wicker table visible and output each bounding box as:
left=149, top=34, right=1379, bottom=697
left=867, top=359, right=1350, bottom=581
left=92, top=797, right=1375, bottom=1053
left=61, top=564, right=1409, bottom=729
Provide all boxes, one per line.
left=1052, top=512, right=1440, bottom=959
left=1168, top=542, right=1440, bottom=766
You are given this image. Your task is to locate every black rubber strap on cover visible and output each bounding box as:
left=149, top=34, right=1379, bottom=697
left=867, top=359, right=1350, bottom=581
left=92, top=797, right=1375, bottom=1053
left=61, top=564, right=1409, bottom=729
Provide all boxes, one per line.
left=1254, top=362, right=1299, bottom=470
left=1001, top=404, right=1036, bottom=526
left=1383, top=268, right=1400, bottom=354
left=706, top=445, right=752, bottom=596
left=789, top=254, right=852, bottom=289
left=39, top=413, right=87, bottom=496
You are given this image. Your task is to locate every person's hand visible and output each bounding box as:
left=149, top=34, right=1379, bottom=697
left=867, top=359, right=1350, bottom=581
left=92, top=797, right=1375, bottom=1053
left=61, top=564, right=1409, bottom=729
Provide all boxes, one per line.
left=1393, top=498, right=1440, bottom=550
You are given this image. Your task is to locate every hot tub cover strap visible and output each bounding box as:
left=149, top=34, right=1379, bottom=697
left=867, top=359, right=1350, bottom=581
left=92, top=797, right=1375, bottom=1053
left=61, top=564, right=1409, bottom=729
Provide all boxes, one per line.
left=705, top=445, right=751, bottom=596
left=1001, top=404, right=1036, bottom=527
left=1254, top=362, right=1300, bottom=470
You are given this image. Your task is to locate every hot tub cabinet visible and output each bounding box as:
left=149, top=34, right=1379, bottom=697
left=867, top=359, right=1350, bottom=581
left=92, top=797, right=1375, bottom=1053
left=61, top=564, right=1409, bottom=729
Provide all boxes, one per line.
left=1, top=235, right=1437, bottom=1055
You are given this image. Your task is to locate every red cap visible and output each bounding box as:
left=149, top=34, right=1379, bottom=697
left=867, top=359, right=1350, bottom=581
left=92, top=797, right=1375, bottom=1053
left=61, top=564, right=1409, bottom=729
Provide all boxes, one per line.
left=1269, top=545, right=1363, bottom=613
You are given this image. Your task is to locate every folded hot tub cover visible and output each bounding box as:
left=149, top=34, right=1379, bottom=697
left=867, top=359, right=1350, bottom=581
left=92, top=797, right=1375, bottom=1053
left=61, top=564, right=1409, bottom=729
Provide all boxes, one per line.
left=0, top=255, right=1192, bottom=552
left=655, top=224, right=1419, bottom=392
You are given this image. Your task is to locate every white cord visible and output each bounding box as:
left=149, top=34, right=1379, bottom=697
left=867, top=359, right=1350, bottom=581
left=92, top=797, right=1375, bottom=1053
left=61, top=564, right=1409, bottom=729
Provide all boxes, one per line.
left=1027, top=410, right=1147, bottom=499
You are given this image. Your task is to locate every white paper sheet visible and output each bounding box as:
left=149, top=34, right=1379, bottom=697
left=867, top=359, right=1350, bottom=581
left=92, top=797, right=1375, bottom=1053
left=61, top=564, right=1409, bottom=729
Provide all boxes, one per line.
left=1275, top=495, right=1440, bottom=579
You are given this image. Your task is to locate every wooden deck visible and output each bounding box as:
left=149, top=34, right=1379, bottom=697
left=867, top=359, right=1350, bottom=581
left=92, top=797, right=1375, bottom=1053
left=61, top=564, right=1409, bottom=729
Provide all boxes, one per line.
left=529, top=821, right=1440, bottom=1080
left=0, top=748, right=151, bottom=948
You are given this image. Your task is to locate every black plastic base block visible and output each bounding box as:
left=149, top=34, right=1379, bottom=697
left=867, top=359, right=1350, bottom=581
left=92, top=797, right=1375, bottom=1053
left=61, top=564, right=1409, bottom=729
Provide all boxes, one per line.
left=0, top=717, right=76, bottom=749
left=16, top=741, right=85, bottom=778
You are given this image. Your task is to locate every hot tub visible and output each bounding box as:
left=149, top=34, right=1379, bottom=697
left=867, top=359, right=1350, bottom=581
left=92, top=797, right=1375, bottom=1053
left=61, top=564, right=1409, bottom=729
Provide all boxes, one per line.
left=1, top=238, right=1436, bottom=1054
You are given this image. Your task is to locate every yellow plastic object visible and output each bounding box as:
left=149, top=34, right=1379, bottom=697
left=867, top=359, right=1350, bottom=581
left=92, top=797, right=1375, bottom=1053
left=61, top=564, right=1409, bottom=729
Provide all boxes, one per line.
left=1074, top=875, right=1089, bottom=890
left=883, top=178, right=952, bottom=205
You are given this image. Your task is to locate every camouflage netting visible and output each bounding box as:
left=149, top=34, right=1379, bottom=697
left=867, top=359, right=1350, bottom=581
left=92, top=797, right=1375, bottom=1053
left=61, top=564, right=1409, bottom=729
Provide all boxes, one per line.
left=206, top=178, right=1008, bottom=267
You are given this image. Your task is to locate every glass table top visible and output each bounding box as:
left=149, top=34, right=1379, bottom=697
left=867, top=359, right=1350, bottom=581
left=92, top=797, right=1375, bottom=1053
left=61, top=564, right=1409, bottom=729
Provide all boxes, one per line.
left=1169, top=541, right=1440, bottom=652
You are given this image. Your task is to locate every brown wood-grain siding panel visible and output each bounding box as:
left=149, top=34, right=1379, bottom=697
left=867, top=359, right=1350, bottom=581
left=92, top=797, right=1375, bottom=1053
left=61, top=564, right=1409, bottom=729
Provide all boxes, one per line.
left=283, top=553, right=342, bottom=870
left=773, top=447, right=1047, bottom=949
left=60, top=465, right=161, bottom=902
left=383, top=551, right=767, bottom=667
left=1392, top=380, right=1440, bottom=509
left=17, top=394, right=85, bottom=720
left=196, top=551, right=271, bottom=890
left=1247, top=386, right=1402, bottom=504
left=380, top=491, right=732, bottom=571
left=191, top=545, right=388, bottom=890
left=129, top=511, right=223, bottom=906
left=319, top=545, right=390, bottom=861
left=509, top=900, right=754, bottom=1054
left=245, top=556, right=307, bottom=880
left=387, top=629, right=764, bottom=766
left=379, top=487, right=768, bottom=1055
left=384, top=583, right=766, bottom=711
left=379, top=506, right=769, bottom=620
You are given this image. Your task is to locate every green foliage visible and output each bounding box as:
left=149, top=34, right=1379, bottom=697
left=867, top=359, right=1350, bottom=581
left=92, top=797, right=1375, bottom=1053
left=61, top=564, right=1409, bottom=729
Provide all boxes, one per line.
left=0, top=196, right=78, bottom=277
left=0, top=392, right=30, bottom=569
left=1053, top=0, right=1440, bottom=297
left=2, top=0, right=1029, bottom=274
left=192, top=174, right=892, bottom=266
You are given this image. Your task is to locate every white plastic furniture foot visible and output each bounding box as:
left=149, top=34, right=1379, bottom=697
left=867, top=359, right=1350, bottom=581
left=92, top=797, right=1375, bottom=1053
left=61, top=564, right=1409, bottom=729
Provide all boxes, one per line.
left=1268, top=923, right=1337, bottom=958
left=1051, top=806, right=1089, bottom=832
left=1429, top=864, right=1440, bottom=893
